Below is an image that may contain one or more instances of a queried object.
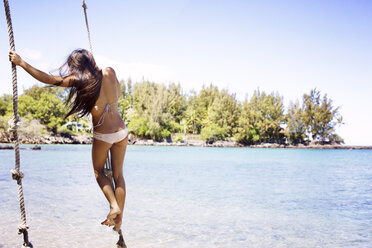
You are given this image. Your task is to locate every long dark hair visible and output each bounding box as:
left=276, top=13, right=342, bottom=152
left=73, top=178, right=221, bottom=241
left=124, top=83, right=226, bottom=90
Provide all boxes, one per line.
left=57, top=49, right=102, bottom=119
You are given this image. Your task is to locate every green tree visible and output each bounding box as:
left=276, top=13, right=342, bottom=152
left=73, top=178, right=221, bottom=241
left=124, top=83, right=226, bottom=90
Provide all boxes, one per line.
left=184, top=84, right=219, bottom=134
left=201, top=124, right=226, bottom=142
left=166, top=82, right=186, bottom=123
left=118, top=79, right=134, bottom=121
left=206, top=89, right=239, bottom=137
left=0, top=94, right=13, bottom=116
left=242, top=89, right=285, bottom=143
left=285, top=101, right=307, bottom=144
left=234, top=99, right=260, bottom=144
left=302, top=89, right=343, bottom=143
left=129, top=80, right=186, bottom=140
left=18, top=86, right=66, bottom=132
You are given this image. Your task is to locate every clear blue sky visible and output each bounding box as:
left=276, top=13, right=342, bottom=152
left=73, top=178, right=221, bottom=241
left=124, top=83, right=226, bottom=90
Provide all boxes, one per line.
left=0, top=0, right=371, bottom=145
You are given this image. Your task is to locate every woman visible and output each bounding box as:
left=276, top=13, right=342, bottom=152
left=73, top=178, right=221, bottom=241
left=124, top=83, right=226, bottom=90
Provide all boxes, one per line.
left=9, top=49, right=128, bottom=231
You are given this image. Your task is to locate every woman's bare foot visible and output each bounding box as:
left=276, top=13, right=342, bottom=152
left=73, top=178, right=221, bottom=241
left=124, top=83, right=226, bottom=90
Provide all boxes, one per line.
left=101, top=206, right=121, bottom=226
left=113, top=214, right=122, bottom=232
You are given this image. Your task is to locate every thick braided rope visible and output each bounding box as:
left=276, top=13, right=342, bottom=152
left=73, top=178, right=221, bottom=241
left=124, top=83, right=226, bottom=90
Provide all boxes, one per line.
left=82, top=0, right=93, bottom=54
left=82, top=1, right=114, bottom=187
left=3, top=1, right=32, bottom=247
left=116, top=229, right=127, bottom=248
left=105, top=151, right=114, bottom=189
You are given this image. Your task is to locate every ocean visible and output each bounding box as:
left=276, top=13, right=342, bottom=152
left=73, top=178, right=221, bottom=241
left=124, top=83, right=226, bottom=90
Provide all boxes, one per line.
left=0, top=145, right=371, bottom=248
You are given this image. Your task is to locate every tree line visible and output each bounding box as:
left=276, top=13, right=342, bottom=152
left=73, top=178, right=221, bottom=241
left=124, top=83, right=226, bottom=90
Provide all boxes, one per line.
left=0, top=79, right=344, bottom=144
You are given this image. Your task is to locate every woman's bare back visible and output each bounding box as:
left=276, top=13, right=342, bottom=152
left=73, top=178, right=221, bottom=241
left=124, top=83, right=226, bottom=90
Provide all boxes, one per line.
left=91, top=67, right=125, bottom=133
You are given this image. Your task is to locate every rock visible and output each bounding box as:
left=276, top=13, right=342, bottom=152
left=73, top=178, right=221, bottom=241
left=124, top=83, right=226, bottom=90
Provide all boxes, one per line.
left=31, top=145, right=41, bottom=150
left=207, top=140, right=239, bottom=147
left=186, top=140, right=205, bottom=147
left=1, top=131, right=371, bottom=149
left=71, top=134, right=92, bottom=144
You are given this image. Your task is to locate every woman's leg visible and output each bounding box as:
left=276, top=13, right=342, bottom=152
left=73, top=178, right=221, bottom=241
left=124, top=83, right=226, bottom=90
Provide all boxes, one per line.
left=92, top=138, right=121, bottom=225
left=110, top=137, right=128, bottom=230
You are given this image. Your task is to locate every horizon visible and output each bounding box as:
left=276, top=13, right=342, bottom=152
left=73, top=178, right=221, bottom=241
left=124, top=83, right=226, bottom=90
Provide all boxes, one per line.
left=0, top=0, right=371, bottom=145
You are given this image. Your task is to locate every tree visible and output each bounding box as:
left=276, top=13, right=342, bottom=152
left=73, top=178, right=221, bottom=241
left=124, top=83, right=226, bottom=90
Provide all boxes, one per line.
left=128, top=80, right=186, bottom=140
left=234, top=99, right=259, bottom=144
left=239, top=89, right=285, bottom=143
left=1, top=80, right=345, bottom=145
left=166, top=82, right=186, bottom=123
left=184, top=84, right=220, bottom=134
left=0, top=94, right=13, bottom=116
left=18, top=86, right=66, bottom=132
left=206, top=89, right=239, bottom=137
left=285, top=101, right=307, bottom=144
left=302, top=89, right=343, bottom=143
left=118, top=79, right=134, bottom=121
left=201, top=124, right=226, bottom=143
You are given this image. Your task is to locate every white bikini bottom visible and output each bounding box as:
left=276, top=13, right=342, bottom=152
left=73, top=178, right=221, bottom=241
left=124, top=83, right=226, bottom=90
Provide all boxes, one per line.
left=93, top=128, right=128, bottom=144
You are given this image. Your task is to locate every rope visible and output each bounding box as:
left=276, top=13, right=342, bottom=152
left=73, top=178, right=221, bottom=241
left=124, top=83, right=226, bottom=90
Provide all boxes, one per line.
left=82, top=0, right=93, bottom=54
left=82, top=0, right=114, bottom=188
left=2, top=0, right=33, bottom=247
left=105, top=150, right=114, bottom=189
left=82, top=4, right=122, bottom=246
left=116, top=229, right=127, bottom=248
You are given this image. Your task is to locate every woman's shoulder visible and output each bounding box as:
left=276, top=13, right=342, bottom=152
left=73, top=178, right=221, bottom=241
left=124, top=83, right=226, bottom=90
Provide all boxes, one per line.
left=101, top=67, right=118, bottom=86
left=102, top=67, right=116, bottom=76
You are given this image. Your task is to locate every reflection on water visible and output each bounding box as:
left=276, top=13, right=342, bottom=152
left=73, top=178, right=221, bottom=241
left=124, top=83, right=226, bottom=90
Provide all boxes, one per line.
left=0, top=145, right=371, bottom=247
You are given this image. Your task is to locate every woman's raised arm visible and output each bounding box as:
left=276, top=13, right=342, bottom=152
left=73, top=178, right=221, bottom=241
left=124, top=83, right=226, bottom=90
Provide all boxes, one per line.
left=9, top=50, right=73, bottom=87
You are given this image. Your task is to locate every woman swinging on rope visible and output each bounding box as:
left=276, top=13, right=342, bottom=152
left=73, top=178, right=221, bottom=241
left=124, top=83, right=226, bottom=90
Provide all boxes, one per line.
left=9, top=49, right=127, bottom=231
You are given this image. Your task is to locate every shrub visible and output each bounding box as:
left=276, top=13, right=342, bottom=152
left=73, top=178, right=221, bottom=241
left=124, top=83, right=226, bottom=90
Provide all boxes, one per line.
left=127, top=117, right=149, bottom=137
left=201, top=125, right=226, bottom=142
left=57, top=125, right=73, bottom=135
left=160, top=129, right=171, bottom=139
left=174, top=135, right=183, bottom=142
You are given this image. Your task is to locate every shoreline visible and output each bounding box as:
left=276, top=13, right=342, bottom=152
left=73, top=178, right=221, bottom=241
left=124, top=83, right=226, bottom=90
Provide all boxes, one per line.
left=0, top=132, right=371, bottom=150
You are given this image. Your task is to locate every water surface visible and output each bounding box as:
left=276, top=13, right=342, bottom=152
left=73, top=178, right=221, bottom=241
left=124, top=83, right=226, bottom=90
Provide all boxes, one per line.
left=0, top=145, right=371, bottom=247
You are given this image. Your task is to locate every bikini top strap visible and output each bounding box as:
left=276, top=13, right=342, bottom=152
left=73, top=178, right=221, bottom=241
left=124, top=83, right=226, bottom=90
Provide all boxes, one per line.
left=93, top=80, right=120, bottom=128
left=93, top=104, right=110, bottom=128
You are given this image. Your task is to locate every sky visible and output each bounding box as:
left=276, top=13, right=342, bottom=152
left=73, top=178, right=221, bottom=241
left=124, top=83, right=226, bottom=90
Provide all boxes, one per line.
left=0, top=0, right=371, bottom=145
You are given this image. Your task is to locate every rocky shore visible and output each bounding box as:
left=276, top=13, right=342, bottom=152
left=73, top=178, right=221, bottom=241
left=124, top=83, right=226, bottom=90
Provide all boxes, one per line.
left=0, top=131, right=92, bottom=145
left=0, top=131, right=371, bottom=149
left=129, top=139, right=372, bottom=149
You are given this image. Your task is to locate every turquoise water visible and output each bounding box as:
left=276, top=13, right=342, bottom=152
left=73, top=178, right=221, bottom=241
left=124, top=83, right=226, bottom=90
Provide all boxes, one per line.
left=0, top=145, right=371, bottom=248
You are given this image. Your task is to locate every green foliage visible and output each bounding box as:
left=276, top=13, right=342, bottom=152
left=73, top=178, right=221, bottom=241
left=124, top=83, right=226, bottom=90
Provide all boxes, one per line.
left=234, top=90, right=285, bottom=144
left=234, top=100, right=261, bottom=144
left=145, top=121, right=161, bottom=140
left=19, top=88, right=66, bottom=131
left=117, top=79, right=134, bottom=121
left=201, top=124, right=226, bottom=142
left=126, top=80, right=186, bottom=141
left=285, top=101, right=307, bottom=144
left=206, top=89, right=239, bottom=136
left=160, top=129, right=171, bottom=139
left=328, top=133, right=344, bottom=144
left=302, top=89, right=343, bottom=143
left=174, top=135, right=183, bottom=142
left=0, top=81, right=343, bottom=145
left=127, top=116, right=149, bottom=137
left=184, top=85, right=219, bottom=134
left=167, top=120, right=183, bottom=133
left=0, top=94, right=12, bottom=116
left=57, top=125, right=73, bottom=135
left=0, top=86, right=67, bottom=133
